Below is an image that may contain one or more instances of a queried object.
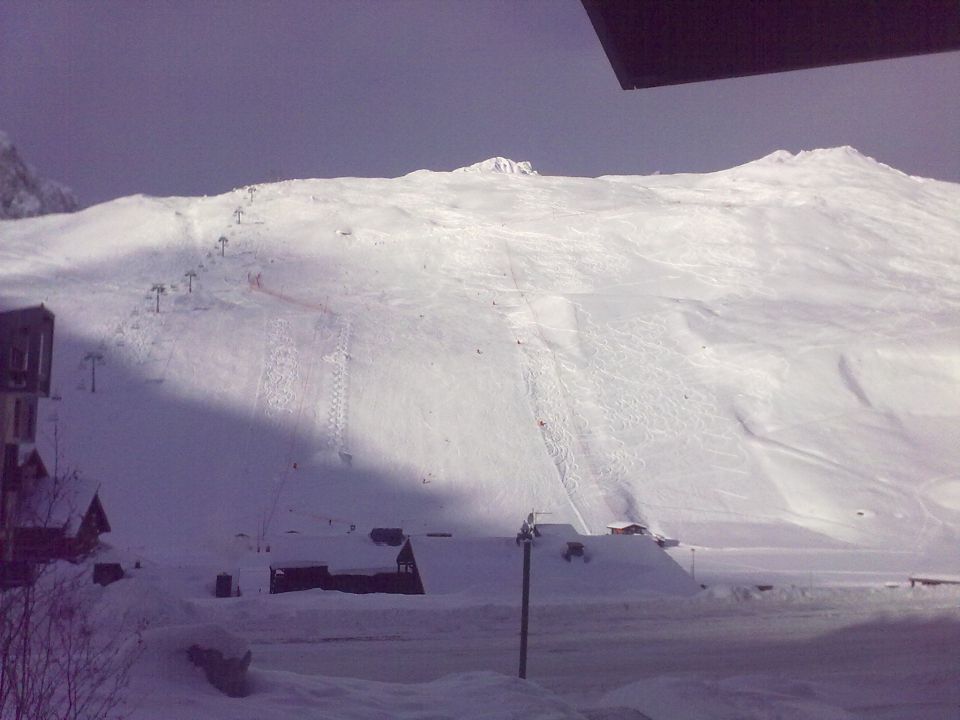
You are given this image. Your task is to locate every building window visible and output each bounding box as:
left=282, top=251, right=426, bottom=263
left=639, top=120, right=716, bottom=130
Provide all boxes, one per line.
left=38, top=331, right=47, bottom=378
left=9, top=345, right=27, bottom=388
left=13, top=399, right=22, bottom=438
left=26, top=402, right=35, bottom=440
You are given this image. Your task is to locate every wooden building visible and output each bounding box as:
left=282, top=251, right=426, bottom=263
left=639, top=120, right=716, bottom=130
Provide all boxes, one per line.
left=269, top=532, right=422, bottom=595
left=0, top=456, right=111, bottom=563
left=1, top=306, right=56, bottom=548
left=407, top=524, right=699, bottom=598
left=606, top=521, right=648, bottom=536
left=1, top=305, right=111, bottom=573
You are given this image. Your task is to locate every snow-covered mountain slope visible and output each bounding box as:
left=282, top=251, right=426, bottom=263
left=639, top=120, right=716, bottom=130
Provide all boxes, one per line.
left=1, top=150, right=958, bottom=577
left=0, top=130, right=78, bottom=219
left=453, top=157, right=538, bottom=175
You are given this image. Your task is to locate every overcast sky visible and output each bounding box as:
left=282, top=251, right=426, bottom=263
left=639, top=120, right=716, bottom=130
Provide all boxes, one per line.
left=1, top=0, right=958, bottom=207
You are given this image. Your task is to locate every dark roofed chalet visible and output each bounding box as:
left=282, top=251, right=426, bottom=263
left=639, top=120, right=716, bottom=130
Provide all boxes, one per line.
left=1, top=459, right=111, bottom=563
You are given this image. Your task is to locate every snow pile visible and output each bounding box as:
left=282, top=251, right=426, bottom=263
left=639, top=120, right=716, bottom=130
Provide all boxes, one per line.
left=0, top=129, right=79, bottom=218
left=128, top=620, right=585, bottom=720
left=453, top=156, right=538, bottom=174
left=596, top=676, right=856, bottom=720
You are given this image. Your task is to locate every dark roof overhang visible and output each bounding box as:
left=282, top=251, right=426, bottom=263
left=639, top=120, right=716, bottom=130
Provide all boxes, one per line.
left=582, top=0, right=960, bottom=89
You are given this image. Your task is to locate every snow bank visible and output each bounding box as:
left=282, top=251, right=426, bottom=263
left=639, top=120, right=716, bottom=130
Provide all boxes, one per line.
left=596, top=676, right=856, bottom=720
left=128, top=624, right=584, bottom=720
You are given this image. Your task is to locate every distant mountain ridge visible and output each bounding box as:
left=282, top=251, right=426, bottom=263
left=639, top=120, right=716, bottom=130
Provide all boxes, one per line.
left=453, top=157, right=538, bottom=175
left=0, top=130, right=78, bottom=219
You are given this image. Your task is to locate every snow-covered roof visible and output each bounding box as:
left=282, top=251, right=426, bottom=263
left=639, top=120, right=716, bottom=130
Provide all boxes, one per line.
left=535, top=523, right=581, bottom=538
left=269, top=534, right=404, bottom=576
left=409, top=526, right=699, bottom=598
left=16, top=446, right=49, bottom=474
left=606, top=521, right=647, bottom=530
left=20, top=473, right=105, bottom=536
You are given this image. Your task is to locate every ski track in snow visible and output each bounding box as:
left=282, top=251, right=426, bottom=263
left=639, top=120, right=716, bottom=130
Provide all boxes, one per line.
left=519, top=344, right=592, bottom=534
left=579, top=313, right=752, bottom=525
left=494, top=223, right=754, bottom=536
left=499, top=238, right=596, bottom=533
left=325, top=317, right=352, bottom=461
left=262, top=318, right=299, bottom=421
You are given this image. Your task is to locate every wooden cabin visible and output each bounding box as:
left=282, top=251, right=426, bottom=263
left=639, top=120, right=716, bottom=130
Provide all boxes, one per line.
left=0, top=458, right=111, bottom=563
left=606, top=521, right=648, bottom=536
left=269, top=533, right=423, bottom=595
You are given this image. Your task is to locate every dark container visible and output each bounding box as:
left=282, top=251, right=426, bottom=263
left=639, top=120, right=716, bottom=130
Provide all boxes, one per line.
left=215, top=572, right=233, bottom=598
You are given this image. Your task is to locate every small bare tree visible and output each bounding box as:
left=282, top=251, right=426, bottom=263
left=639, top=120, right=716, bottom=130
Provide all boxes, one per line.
left=0, top=571, right=137, bottom=720
left=0, top=471, right=140, bottom=720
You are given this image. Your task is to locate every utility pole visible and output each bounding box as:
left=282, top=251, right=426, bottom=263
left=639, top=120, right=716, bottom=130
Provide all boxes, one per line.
left=519, top=536, right=531, bottom=678
left=234, top=207, right=243, bottom=225
left=83, top=351, right=104, bottom=393
left=517, top=512, right=535, bottom=679
left=218, top=236, right=229, bottom=256
left=151, top=283, right=166, bottom=313
left=247, top=186, right=257, bottom=204
left=184, top=269, right=197, bottom=292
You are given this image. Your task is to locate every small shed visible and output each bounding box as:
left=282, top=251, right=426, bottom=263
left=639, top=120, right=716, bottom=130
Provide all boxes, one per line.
left=369, top=527, right=405, bottom=546
left=606, top=521, right=648, bottom=536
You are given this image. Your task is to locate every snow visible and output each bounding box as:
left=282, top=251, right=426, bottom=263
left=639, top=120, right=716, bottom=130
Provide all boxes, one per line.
left=270, top=533, right=404, bottom=575
left=98, top=570, right=960, bottom=719
left=23, top=472, right=103, bottom=533
left=453, top=156, right=539, bottom=175
left=2, top=147, right=959, bottom=718
left=410, top=525, right=699, bottom=597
